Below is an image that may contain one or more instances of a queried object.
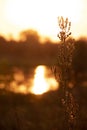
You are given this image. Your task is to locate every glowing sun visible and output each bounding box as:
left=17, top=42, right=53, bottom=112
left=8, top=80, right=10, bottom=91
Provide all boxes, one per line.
left=4, top=0, right=83, bottom=40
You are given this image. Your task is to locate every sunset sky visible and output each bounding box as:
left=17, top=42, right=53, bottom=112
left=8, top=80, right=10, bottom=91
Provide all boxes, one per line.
left=0, top=0, right=87, bottom=41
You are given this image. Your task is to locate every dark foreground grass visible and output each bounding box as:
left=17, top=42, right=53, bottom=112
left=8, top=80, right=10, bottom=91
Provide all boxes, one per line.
left=0, top=87, right=87, bottom=130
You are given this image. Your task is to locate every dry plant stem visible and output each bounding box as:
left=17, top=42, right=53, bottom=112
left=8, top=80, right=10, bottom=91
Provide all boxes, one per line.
left=54, top=16, right=79, bottom=130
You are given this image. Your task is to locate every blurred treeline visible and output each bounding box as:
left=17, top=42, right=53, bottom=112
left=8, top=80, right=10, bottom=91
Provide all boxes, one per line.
left=0, top=29, right=87, bottom=71
left=0, top=30, right=58, bottom=67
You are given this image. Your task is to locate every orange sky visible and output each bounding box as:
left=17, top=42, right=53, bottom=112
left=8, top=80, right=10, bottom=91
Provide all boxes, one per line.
left=0, top=0, right=87, bottom=41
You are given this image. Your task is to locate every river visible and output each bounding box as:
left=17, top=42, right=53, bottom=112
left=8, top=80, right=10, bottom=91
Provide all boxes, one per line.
left=0, top=65, right=59, bottom=95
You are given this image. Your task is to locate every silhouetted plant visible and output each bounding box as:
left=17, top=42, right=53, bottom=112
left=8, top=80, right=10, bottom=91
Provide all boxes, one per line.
left=52, top=16, right=79, bottom=130
left=57, top=16, right=71, bottom=42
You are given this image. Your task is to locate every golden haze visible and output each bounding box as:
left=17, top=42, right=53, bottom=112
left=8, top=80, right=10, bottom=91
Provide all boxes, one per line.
left=0, top=0, right=86, bottom=41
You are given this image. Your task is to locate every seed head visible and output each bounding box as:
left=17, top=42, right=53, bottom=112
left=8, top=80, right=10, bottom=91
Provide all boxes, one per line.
left=57, top=16, right=71, bottom=42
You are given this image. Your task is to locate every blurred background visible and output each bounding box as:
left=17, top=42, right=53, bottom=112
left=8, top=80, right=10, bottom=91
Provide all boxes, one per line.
left=0, top=0, right=87, bottom=130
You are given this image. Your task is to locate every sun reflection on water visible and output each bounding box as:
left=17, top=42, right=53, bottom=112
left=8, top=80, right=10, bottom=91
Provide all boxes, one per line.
left=0, top=66, right=59, bottom=95
left=30, top=65, right=58, bottom=95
